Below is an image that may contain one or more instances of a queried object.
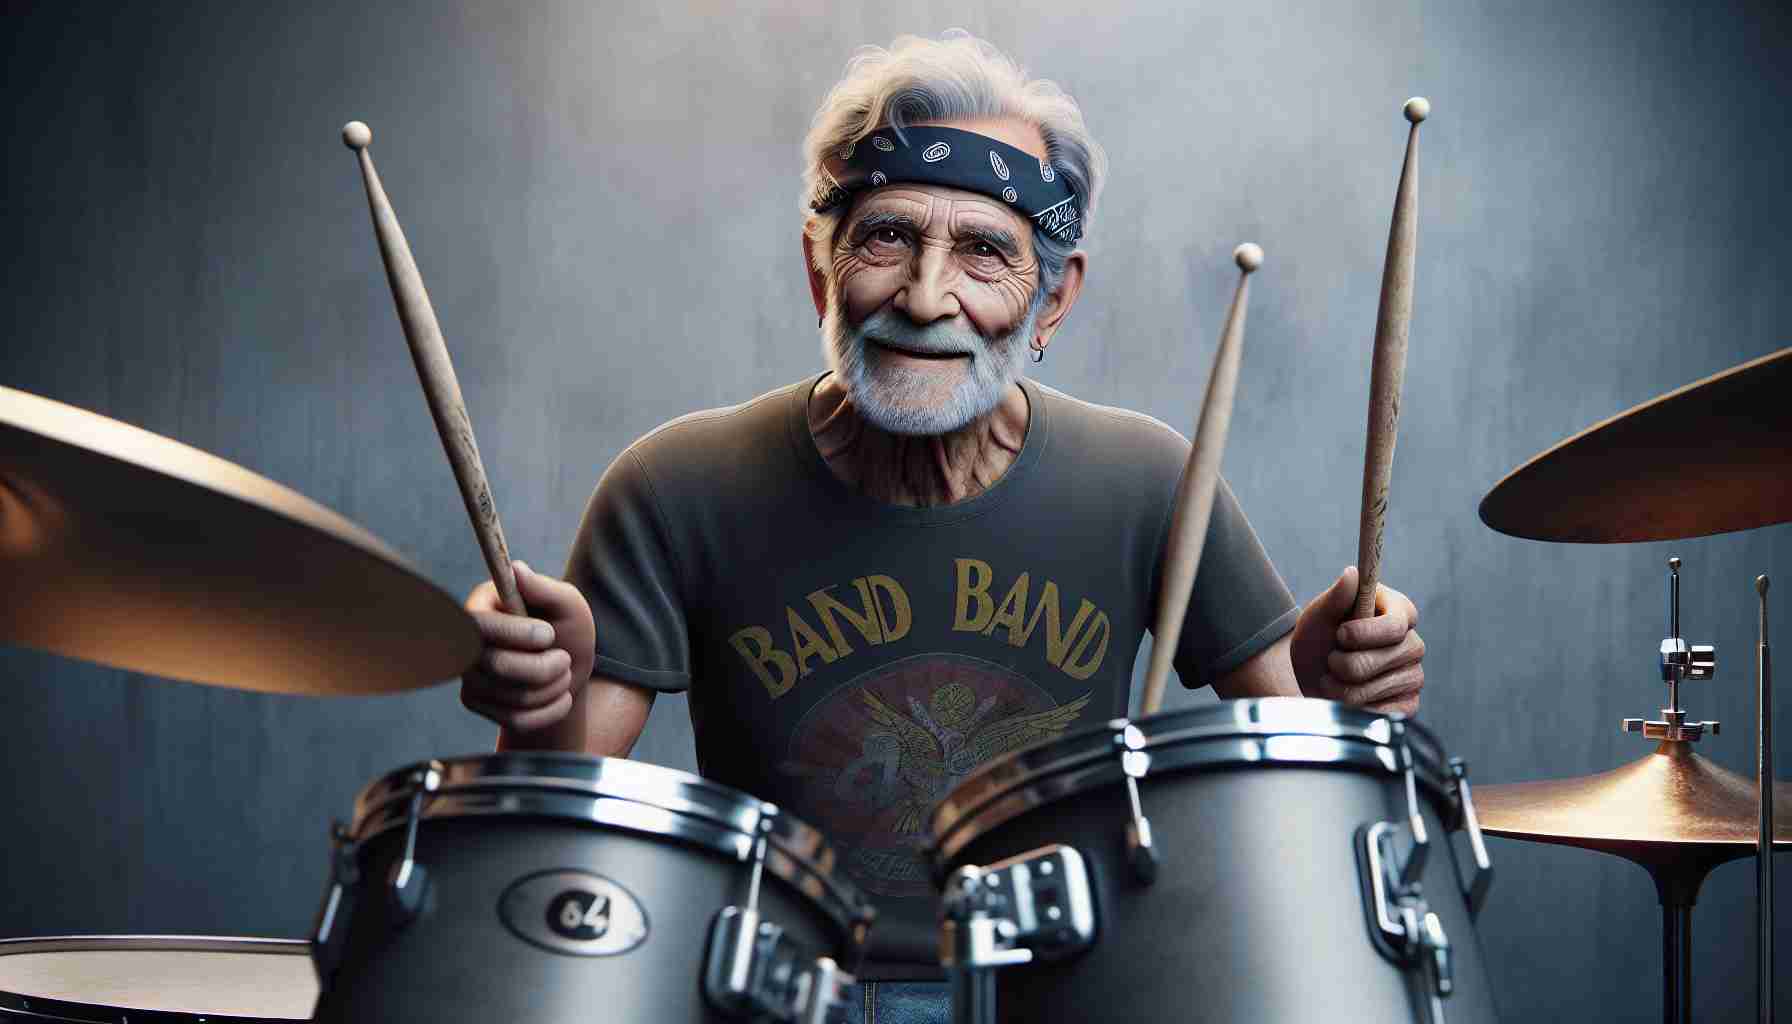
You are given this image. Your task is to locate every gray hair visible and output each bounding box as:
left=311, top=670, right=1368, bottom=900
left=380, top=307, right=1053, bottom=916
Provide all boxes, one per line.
left=801, top=31, right=1107, bottom=301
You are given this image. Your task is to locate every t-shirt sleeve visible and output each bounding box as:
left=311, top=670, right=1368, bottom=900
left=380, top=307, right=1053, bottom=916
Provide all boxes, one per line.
left=564, top=448, right=693, bottom=693
left=1160, top=477, right=1300, bottom=688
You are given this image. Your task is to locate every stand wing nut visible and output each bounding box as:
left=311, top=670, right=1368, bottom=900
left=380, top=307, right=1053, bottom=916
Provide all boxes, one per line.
left=1687, top=644, right=1716, bottom=680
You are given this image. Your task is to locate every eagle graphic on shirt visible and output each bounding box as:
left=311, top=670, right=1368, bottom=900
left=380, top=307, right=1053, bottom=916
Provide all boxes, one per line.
left=778, top=654, right=1092, bottom=896
left=857, top=683, right=1091, bottom=834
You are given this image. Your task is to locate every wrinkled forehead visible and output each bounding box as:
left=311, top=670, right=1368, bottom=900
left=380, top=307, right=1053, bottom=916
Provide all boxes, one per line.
left=840, top=183, right=1034, bottom=247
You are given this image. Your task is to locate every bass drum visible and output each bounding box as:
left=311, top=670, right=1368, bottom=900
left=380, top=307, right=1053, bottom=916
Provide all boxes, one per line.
left=928, top=698, right=1499, bottom=1023
left=0, top=936, right=316, bottom=1022
left=310, top=753, right=876, bottom=1023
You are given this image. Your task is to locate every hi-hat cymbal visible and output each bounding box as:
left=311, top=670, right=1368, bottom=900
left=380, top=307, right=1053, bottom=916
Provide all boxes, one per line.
left=1479, top=346, right=1792, bottom=543
left=0, top=386, right=479, bottom=694
left=1476, top=743, right=1790, bottom=870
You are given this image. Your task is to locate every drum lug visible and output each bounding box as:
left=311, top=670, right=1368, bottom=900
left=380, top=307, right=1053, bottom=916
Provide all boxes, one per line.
left=941, top=845, right=1098, bottom=1024
left=702, top=907, right=855, bottom=1024
left=1113, top=722, right=1159, bottom=884
left=1446, top=758, right=1494, bottom=919
left=1392, top=720, right=1431, bottom=886
left=385, top=760, right=443, bottom=925
left=311, top=819, right=361, bottom=990
left=1356, top=722, right=1455, bottom=1022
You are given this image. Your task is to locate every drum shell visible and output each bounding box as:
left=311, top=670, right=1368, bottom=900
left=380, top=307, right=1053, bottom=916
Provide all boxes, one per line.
left=311, top=753, right=863, bottom=1024
left=945, top=752, right=1499, bottom=1022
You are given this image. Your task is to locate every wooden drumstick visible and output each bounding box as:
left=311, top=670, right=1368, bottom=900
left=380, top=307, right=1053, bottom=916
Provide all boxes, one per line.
left=1353, top=97, right=1428, bottom=620
left=1139, top=244, right=1263, bottom=717
left=342, top=121, right=524, bottom=615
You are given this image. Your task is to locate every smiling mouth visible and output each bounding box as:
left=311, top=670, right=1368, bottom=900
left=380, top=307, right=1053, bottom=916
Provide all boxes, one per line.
left=870, top=340, right=970, bottom=362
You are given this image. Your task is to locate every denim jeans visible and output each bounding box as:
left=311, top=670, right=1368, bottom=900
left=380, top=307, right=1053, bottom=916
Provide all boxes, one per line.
left=839, top=981, right=949, bottom=1024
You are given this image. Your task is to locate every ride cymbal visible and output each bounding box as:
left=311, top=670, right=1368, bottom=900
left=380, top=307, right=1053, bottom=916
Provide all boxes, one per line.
left=0, top=386, right=478, bottom=695
left=1476, top=743, right=1791, bottom=870
left=1479, top=346, right=1792, bottom=543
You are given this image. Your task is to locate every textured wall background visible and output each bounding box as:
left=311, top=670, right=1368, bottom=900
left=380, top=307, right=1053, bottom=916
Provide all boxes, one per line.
left=2, top=0, right=1788, bottom=1018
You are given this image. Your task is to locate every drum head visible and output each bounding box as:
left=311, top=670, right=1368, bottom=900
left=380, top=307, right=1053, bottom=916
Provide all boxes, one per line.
left=0, top=937, right=316, bottom=1022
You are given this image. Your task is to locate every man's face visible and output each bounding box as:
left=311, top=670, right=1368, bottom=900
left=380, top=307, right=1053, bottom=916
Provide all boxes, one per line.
left=820, top=120, right=1048, bottom=435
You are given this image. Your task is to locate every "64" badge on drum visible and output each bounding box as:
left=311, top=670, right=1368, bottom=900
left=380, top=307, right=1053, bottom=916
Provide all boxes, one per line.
left=500, top=870, right=649, bottom=956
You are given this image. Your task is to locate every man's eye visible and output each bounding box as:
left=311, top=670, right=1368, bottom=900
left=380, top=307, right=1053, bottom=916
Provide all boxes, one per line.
left=871, top=228, right=905, bottom=245
left=969, top=242, right=999, bottom=258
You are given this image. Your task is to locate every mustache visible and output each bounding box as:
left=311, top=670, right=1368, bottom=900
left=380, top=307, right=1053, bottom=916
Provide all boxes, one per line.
left=856, top=309, right=985, bottom=357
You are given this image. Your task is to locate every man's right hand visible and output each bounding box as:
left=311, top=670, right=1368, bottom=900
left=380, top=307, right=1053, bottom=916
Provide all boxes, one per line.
left=461, top=561, right=597, bottom=734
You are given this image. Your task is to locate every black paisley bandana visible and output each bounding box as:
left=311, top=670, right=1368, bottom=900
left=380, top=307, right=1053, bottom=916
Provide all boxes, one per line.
left=809, top=124, right=1083, bottom=244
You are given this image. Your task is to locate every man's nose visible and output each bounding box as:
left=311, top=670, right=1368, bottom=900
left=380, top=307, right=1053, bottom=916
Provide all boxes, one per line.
left=896, top=245, right=962, bottom=323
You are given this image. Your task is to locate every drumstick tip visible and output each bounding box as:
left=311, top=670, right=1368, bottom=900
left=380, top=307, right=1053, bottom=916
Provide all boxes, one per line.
left=1403, top=97, right=1430, bottom=124
left=1233, top=243, right=1264, bottom=274
left=1759, top=574, right=1770, bottom=597
left=342, top=121, right=372, bottom=151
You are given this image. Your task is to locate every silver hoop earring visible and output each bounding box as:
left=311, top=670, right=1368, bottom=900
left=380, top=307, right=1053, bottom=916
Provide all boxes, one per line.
left=1030, top=341, right=1046, bottom=363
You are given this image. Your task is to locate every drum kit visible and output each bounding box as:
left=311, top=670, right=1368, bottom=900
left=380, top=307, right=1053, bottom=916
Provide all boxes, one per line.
left=0, top=98, right=1784, bottom=1024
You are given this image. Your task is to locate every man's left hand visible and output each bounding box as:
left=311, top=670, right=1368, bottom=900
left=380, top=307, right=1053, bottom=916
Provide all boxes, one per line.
left=1289, top=566, right=1424, bottom=714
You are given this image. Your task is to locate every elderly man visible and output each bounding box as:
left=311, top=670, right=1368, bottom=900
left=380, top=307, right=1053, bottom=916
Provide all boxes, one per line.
left=460, top=32, right=1424, bottom=1023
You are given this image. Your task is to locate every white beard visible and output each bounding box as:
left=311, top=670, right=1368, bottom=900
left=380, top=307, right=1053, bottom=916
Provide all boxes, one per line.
left=821, top=285, right=1040, bottom=436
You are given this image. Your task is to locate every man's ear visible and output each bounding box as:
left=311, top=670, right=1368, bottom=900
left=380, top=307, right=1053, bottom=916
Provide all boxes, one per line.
left=1033, top=251, right=1087, bottom=349
left=803, top=232, right=828, bottom=321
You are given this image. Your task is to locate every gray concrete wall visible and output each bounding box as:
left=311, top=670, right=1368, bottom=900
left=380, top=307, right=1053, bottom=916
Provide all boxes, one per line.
left=2, top=0, right=1788, bottom=1018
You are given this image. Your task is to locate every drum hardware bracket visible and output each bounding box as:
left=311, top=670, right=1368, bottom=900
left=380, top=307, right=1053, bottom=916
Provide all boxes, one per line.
left=705, top=810, right=856, bottom=1024
left=1358, top=820, right=1454, bottom=1023
left=703, top=908, right=854, bottom=1024
left=1446, top=758, right=1494, bottom=920
left=1624, top=557, right=1720, bottom=743
left=1112, top=722, right=1159, bottom=884
left=941, top=844, right=1098, bottom=1024
left=385, top=760, right=443, bottom=924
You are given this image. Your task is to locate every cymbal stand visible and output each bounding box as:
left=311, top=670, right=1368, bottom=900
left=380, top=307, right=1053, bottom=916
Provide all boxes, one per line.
left=1758, top=575, right=1773, bottom=1024
left=1621, top=557, right=1720, bottom=1024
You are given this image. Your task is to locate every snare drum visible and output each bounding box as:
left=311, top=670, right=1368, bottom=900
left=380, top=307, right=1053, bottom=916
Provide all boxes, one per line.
left=928, top=698, right=1499, bottom=1023
left=310, top=753, right=875, bottom=1023
left=0, top=936, right=316, bottom=1022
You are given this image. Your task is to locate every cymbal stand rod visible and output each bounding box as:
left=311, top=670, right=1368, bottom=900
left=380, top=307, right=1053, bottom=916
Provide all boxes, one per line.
left=1669, top=561, right=1682, bottom=715
left=1758, top=574, right=1773, bottom=1024
left=1664, top=901, right=1692, bottom=1024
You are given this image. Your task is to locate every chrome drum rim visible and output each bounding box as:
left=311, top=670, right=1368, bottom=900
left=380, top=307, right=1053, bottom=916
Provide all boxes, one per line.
left=927, top=697, right=1452, bottom=869
left=349, top=753, right=876, bottom=939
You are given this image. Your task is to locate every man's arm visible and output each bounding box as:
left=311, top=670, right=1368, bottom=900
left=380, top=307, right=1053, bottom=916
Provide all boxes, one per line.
left=1212, top=632, right=1303, bottom=698
left=573, top=677, right=655, bottom=757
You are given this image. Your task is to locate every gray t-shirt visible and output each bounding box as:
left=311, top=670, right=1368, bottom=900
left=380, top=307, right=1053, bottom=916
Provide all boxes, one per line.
left=566, top=373, right=1298, bottom=977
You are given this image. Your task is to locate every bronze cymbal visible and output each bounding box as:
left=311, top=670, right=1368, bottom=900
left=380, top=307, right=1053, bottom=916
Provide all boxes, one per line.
left=0, top=386, right=479, bottom=695
left=1479, top=346, right=1792, bottom=542
left=1476, top=742, right=1791, bottom=872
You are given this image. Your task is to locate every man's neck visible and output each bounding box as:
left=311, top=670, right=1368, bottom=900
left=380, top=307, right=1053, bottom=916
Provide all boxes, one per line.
left=807, top=374, right=1030, bottom=507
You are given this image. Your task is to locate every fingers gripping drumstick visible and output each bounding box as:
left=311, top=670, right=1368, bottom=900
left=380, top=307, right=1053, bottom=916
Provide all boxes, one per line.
left=1139, top=244, right=1263, bottom=717
left=342, top=121, right=524, bottom=615
left=1354, top=98, right=1428, bottom=621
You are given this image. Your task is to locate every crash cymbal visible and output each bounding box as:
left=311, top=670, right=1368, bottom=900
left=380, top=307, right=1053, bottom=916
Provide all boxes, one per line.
left=1476, top=742, right=1791, bottom=870
left=0, top=386, right=479, bottom=694
left=1479, top=346, right=1792, bottom=543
